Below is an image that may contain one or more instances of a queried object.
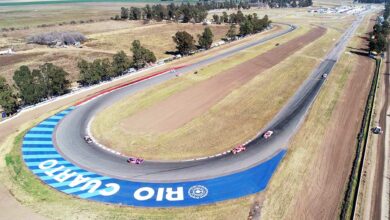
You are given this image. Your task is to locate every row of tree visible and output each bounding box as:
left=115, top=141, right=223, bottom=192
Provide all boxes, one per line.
left=384, top=1, right=390, bottom=21
left=369, top=5, right=390, bottom=53
left=0, top=63, right=70, bottom=116
left=78, top=40, right=156, bottom=86
left=116, top=1, right=309, bottom=23
left=173, top=14, right=270, bottom=55
left=355, top=0, right=385, bottom=3
left=118, top=3, right=210, bottom=23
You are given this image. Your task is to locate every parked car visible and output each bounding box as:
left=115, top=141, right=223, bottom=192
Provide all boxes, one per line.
left=372, top=126, right=383, bottom=134
left=127, top=68, right=136, bottom=73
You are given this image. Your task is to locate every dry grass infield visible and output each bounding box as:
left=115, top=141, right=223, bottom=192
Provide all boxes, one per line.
left=91, top=24, right=345, bottom=160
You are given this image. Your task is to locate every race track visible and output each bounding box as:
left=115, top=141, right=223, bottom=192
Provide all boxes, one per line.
left=21, top=13, right=368, bottom=207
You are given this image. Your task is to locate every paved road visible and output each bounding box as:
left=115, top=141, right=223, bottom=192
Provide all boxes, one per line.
left=54, top=13, right=368, bottom=183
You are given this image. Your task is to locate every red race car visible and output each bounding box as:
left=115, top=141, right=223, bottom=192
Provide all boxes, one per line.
left=263, top=130, right=274, bottom=139
left=232, top=144, right=246, bottom=154
left=127, top=157, right=144, bottom=165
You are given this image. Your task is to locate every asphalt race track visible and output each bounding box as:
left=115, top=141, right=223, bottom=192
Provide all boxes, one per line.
left=21, top=13, right=369, bottom=207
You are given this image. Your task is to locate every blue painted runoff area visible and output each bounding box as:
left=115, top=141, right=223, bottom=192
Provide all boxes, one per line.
left=22, top=107, right=286, bottom=207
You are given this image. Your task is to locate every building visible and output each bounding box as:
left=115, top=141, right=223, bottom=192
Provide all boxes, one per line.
left=0, top=48, right=15, bottom=55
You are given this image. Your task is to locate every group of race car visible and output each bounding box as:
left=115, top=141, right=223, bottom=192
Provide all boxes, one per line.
left=231, top=130, right=273, bottom=154
left=83, top=130, right=274, bottom=165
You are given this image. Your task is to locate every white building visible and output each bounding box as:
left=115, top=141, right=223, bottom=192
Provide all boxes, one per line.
left=0, top=48, right=15, bottom=55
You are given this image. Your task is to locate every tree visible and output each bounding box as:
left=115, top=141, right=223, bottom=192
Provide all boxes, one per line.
left=222, top=11, right=229, bottom=23
left=172, top=31, right=196, bottom=55
left=198, top=27, right=214, bottom=49
left=213, top=14, right=219, bottom=23
left=91, top=59, right=111, bottom=81
left=229, top=13, right=237, bottom=23
left=384, top=2, right=390, bottom=20
left=39, top=63, right=70, bottom=97
left=376, top=33, right=387, bottom=53
left=13, top=66, right=46, bottom=105
left=0, top=76, right=18, bottom=115
left=129, top=7, right=142, bottom=20
left=236, top=10, right=245, bottom=23
left=131, top=40, right=157, bottom=69
left=101, top=58, right=113, bottom=79
left=112, top=51, right=131, bottom=75
left=226, top=24, right=237, bottom=39
left=77, top=59, right=101, bottom=86
left=291, top=1, right=297, bottom=7
left=143, top=4, right=153, bottom=20
left=239, top=19, right=254, bottom=36
left=120, top=7, right=129, bottom=19
left=382, top=20, right=390, bottom=36
left=152, top=4, right=167, bottom=21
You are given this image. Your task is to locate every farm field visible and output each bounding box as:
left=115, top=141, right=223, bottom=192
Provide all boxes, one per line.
left=0, top=21, right=230, bottom=84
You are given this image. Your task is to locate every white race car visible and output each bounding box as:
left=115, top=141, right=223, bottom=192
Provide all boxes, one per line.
left=263, top=130, right=274, bottom=139
left=83, top=135, right=93, bottom=144
left=232, top=144, right=246, bottom=154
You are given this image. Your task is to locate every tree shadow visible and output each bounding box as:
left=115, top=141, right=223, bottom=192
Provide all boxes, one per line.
left=359, top=36, right=370, bottom=41
left=349, top=50, right=369, bottom=57
left=165, top=50, right=179, bottom=55
left=346, top=44, right=370, bottom=53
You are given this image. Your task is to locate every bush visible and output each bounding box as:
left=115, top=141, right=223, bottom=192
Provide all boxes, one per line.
left=27, top=31, right=87, bottom=45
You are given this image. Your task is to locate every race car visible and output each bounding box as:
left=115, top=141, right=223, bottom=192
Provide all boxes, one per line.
left=232, top=144, right=246, bottom=154
left=83, top=135, right=93, bottom=144
left=127, top=157, right=144, bottom=164
left=263, top=130, right=274, bottom=139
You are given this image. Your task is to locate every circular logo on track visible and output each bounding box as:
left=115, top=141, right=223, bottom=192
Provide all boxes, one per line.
left=188, top=185, right=208, bottom=199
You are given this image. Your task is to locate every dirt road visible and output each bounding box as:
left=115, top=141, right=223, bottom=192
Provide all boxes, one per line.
left=371, top=40, right=390, bottom=220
